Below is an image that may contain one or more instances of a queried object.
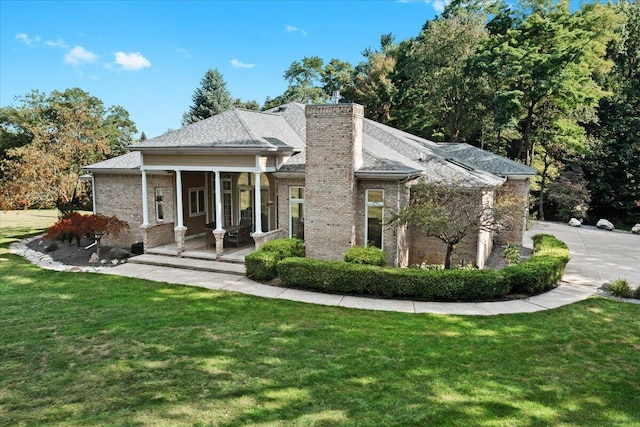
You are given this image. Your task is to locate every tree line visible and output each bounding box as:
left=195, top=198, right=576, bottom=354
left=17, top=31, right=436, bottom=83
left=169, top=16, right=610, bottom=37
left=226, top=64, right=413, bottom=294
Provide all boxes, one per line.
left=2, top=0, right=638, bottom=226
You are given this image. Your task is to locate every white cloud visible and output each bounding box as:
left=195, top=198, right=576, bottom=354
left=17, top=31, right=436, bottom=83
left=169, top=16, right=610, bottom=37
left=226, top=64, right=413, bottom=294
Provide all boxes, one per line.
left=286, top=25, right=308, bottom=36
left=230, top=58, right=255, bottom=69
left=44, top=38, right=69, bottom=49
left=15, top=33, right=40, bottom=46
left=431, top=0, right=447, bottom=13
left=64, top=46, right=98, bottom=65
left=113, top=51, right=151, bottom=71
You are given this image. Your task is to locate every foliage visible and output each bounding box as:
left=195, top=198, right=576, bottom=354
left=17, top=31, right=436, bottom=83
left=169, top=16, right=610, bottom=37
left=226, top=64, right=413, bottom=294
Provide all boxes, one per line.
left=245, top=238, right=304, bottom=281
left=0, top=88, right=137, bottom=213
left=277, top=257, right=510, bottom=301
left=546, top=167, right=591, bottom=221
left=343, top=246, right=387, bottom=266
left=504, top=244, right=521, bottom=265
left=233, top=98, right=260, bottom=110
left=182, top=68, right=233, bottom=125
left=389, top=180, right=519, bottom=269
left=45, top=213, right=128, bottom=256
left=503, top=234, right=570, bottom=295
left=608, top=278, right=632, bottom=298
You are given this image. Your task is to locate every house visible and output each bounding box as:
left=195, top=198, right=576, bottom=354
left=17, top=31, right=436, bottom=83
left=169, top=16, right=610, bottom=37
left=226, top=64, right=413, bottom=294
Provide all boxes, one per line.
left=83, top=103, right=536, bottom=268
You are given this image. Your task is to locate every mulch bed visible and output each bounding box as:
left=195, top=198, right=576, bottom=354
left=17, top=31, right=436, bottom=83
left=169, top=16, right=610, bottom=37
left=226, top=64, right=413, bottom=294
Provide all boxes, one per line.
left=26, top=236, right=118, bottom=267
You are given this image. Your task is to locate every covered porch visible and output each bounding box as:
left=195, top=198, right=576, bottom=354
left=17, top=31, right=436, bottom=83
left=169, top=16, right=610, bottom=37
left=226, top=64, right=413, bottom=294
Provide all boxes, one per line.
left=147, top=233, right=256, bottom=264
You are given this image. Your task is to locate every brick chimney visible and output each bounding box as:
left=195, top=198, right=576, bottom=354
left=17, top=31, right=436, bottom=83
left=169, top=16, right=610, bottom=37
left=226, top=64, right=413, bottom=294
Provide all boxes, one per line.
left=304, top=104, right=364, bottom=261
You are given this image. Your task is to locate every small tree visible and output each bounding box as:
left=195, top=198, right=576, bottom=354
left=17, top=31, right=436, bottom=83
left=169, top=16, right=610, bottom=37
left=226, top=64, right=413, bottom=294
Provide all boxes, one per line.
left=82, top=214, right=129, bottom=258
left=182, top=69, right=233, bottom=126
left=389, top=180, right=520, bottom=269
left=45, top=212, right=87, bottom=247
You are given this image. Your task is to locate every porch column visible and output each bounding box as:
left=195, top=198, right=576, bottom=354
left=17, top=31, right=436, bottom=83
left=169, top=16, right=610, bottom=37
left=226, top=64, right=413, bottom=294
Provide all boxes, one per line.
left=174, top=169, right=187, bottom=255
left=141, top=169, right=150, bottom=227
left=213, top=171, right=225, bottom=260
left=253, top=172, right=263, bottom=235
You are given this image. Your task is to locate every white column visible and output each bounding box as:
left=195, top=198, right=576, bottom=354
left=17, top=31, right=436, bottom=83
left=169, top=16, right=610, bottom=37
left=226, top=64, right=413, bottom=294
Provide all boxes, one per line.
left=214, top=171, right=223, bottom=231
left=254, top=172, right=263, bottom=234
left=141, top=169, right=149, bottom=227
left=175, top=169, right=184, bottom=228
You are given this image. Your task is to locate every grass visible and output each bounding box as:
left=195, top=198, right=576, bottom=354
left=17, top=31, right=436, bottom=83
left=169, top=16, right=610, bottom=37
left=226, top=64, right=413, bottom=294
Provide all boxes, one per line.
left=1, top=215, right=640, bottom=426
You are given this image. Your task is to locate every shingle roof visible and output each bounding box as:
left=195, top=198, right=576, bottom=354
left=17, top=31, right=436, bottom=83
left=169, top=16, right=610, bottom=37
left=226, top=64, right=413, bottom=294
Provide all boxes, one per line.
left=128, top=108, right=302, bottom=151
left=89, top=103, right=533, bottom=187
left=437, top=143, right=537, bottom=177
left=84, top=151, right=141, bottom=171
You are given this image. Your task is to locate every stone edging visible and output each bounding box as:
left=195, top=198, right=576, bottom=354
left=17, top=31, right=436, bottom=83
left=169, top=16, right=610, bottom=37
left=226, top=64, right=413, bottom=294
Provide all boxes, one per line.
left=9, top=235, right=107, bottom=273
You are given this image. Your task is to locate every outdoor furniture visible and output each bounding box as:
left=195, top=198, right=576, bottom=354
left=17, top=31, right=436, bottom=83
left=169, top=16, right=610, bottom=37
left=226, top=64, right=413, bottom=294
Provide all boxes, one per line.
left=225, top=219, right=252, bottom=247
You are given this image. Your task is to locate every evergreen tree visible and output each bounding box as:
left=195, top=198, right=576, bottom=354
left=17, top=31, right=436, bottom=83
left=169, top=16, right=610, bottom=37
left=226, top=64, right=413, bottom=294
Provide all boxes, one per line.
left=182, top=68, right=233, bottom=125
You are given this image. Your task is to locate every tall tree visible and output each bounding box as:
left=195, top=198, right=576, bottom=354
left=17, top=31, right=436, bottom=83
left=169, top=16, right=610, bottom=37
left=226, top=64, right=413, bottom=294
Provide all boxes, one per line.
left=582, top=0, right=640, bottom=217
left=0, top=88, right=137, bottom=213
left=182, top=68, right=233, bottom=125
left=392, top=12, right=488, bottom=141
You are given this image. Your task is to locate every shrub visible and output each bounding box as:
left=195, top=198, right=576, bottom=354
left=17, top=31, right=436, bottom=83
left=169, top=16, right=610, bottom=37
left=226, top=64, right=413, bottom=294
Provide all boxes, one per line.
left=277, top=257, right=510, bottom=301
left=259, top=238, right=305, bottom=258
left=608, top=279, right=632, bottom=298
left=504, top=244, right=521, bottom=265
left=632, top=285, right=640, bottom=300
left=245, top=238, right=304, bottom=281
left=344, top=246, right=386, bottom=266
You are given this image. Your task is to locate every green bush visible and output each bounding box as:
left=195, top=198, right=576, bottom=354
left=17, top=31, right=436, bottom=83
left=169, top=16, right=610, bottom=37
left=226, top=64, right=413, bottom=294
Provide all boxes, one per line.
left=504, top=234, right=570, bottom=295
left=344, top=246, right=387, bottom=266
left=632, top=285, right=640, bottom=300
left=277, top=258, right=509, bottom=301
left=504, top=244, right=521, bottom=265
left=259, top=238, right=305, bottom=258
left=245, top=238, right=304, bottom=281
left=608, top=279, right=632, bottom=298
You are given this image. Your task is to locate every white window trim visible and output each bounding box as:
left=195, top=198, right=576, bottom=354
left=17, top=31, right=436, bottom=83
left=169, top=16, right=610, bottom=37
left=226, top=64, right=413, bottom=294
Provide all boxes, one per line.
left=189, top=187, right=206, bottom=217
left=365, top=189, right=384, bottom=249
left=154, top=187, right=164, bottom=222
left=289, top=186, right=305, bottom=239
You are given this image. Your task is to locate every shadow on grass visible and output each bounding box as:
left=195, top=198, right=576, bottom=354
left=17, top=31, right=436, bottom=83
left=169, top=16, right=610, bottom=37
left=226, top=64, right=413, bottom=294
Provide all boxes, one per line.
left=1, top=230, right=639, bottom=426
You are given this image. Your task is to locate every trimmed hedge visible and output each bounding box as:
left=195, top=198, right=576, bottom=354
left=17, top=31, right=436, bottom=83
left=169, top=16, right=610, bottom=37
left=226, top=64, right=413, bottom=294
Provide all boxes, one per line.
left=245, top=238, right=304, bottom=281
left=502, top=234, right=570, bottom=295
left=249, top=234, right=570, bottom=301
left=277, top=258, right=509, bottom=301
left=344, top=246, right=387, bottom=266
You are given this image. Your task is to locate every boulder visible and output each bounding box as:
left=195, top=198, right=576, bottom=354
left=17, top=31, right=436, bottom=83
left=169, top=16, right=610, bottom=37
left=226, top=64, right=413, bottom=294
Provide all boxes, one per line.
left=111, top=259, right=120, bottom=265
left=596, top=219, right=615, bottom=231
left=568, top=218, right=581, bottom=227
left=109, top=247, right=131, bottom=260
left=632, top=224, right=640, bottom=235
left=89, top=252, right=100, bottom=263
left=100, top=259, right=108, bottom=264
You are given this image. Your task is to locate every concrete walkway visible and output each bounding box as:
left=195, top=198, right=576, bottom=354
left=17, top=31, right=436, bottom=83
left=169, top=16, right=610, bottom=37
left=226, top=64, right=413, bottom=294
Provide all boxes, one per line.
left=11, top=222, right=638, bottom=315
left=96, top=222, right=637, bottom=315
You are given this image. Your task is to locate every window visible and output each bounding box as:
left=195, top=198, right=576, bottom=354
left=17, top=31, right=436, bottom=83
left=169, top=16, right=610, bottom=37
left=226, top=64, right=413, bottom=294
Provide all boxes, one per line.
left=189, top=187, right=205, bottom=217
left=365, top=189, right=384, bottom=249
left=289, top=187, right=304, bottom=240
left=155, top=187, right=164, bottom=221
left=212, top=173, right=232, bottom=227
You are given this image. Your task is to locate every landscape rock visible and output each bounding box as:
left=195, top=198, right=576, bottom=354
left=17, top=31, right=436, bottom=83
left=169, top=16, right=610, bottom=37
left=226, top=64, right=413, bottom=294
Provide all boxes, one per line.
left=100, top=259, right=108, bottom=264
left=109, top=247, right=131, bottom=260
left=89, top=252, right=100, bottom=263
left=568, top=218, right=581, bottom=227
left=632, top=224, right=640, bottom=235
left=596, top=219, right=614, bottom=231
left=111, top=259, right=120, bottom=265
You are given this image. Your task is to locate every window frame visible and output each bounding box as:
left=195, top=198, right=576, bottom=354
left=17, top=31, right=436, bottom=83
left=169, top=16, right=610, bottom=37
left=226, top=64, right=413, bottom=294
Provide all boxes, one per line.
left=289, top=186, right=305, bottom=240
left=188, top=187, right=206, bottom=217
left=365, top=189, right=384, bottom=249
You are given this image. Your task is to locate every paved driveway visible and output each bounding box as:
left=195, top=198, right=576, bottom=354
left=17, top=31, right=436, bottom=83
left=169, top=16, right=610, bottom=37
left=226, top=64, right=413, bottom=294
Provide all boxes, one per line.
left=527, top=221, right=640, bottom=287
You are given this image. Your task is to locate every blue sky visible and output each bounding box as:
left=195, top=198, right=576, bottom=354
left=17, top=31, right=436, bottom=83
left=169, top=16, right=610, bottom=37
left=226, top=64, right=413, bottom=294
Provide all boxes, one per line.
left=1, top=1, right=442, bottom=138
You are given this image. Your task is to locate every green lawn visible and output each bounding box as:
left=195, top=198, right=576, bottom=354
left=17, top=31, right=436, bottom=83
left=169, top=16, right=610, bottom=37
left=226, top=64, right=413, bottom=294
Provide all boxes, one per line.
left=1, top=226, right=639, bottom=426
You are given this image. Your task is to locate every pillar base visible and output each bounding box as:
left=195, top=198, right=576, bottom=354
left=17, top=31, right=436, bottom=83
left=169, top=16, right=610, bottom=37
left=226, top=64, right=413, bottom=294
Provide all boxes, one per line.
left=174, top=226, right=187, bottom=255
left=213, top=229, right=226, bottom=261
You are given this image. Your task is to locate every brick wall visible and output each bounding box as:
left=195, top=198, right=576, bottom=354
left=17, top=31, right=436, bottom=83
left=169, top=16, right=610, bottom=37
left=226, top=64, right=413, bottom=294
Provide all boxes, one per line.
left=93, top=172, right=174, bottom=248
left=409, top=230, right=479, bottom=267
left=304, top=104, right=364, bottom=261
left=495, top=177, right=530, bottom=245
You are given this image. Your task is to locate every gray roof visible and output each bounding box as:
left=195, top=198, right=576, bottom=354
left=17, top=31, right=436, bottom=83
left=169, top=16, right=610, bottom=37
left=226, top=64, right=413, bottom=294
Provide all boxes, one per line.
left=88, top=102, right=533, bottom=188
left=437, top=143, right=537, bottom=177
left=84, top=151, right=141, bottom=171
left=128, top=108, right=303, bottom=151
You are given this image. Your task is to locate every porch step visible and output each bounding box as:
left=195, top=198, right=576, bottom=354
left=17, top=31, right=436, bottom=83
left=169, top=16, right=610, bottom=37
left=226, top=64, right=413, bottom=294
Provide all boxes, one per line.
left=127, top=254, right=246, bottom=276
